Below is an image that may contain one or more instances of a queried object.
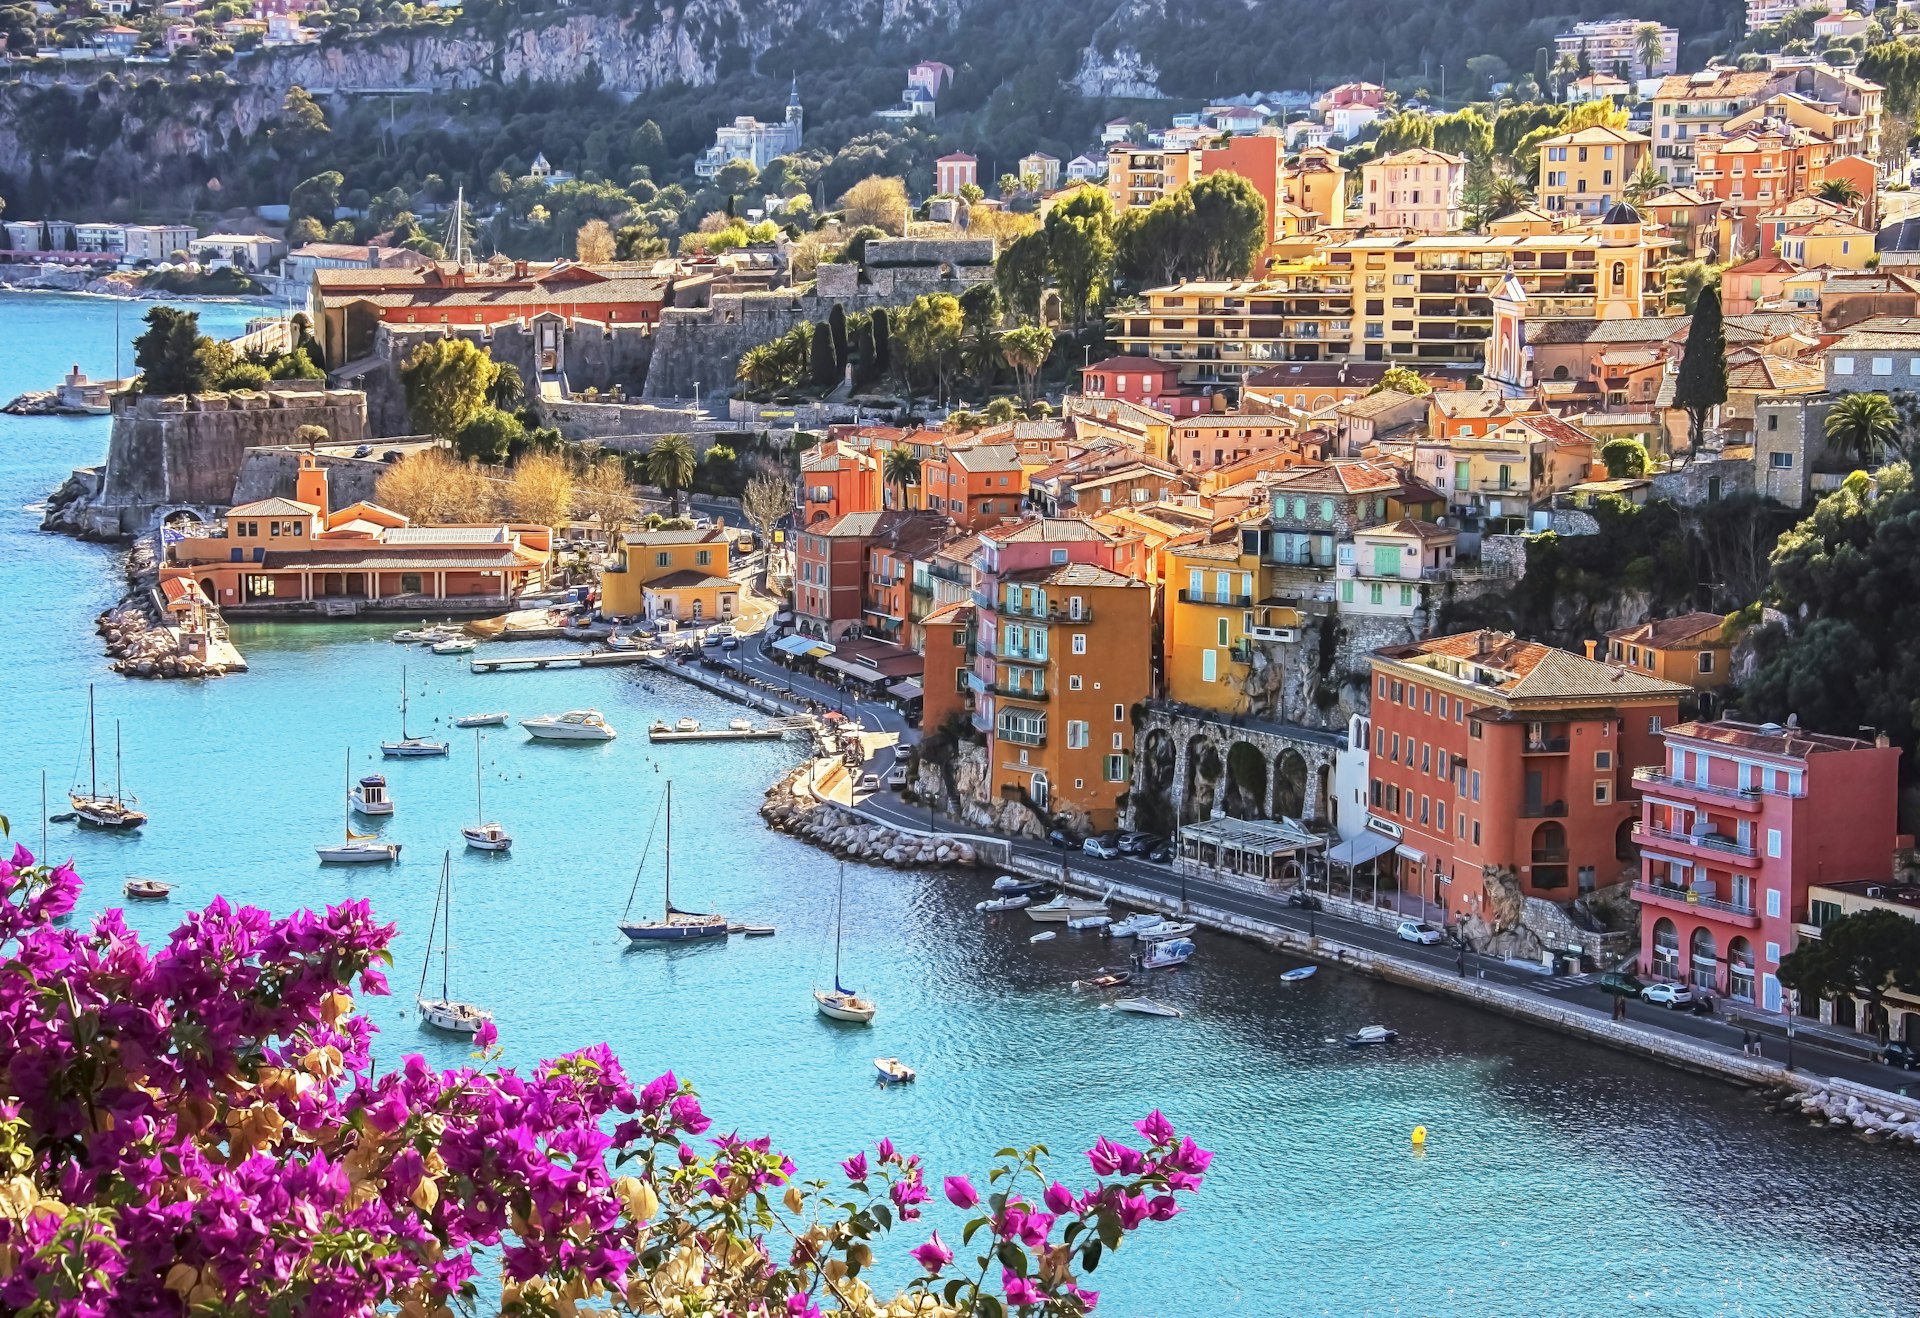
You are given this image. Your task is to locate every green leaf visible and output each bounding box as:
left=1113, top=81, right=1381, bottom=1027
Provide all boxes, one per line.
left=1096, top=1210, right=1122, bottom=1251
left=963, top=1216, right=988, bottom=1245
left=978, top=1295, right=1007, bottom=1318
left=873, top=1203, right=892, bottom=1230
left=1082, top=1239, right=1103, bottom=1272
left=943, top=1278, right=966, bottom=1305
left=996, top=1241, right=1027, bottom=1275
left=994, top=1147, right=1019, bottom=1159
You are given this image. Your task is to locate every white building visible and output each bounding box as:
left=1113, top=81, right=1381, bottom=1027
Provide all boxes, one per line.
left=1325, top=103, right=1382, bottom=141
left=1065, top=154, right=1106, bottom=183
left=1358, top=149, right=1466, bottom=234
left=695, top=79, right=803, bottom=178
left=188, top=233, right=286, bottom=272
left=1334, top=520, right=1456, bottom=620
left=1554, top=20, right=1679, bottom=80
left=73, top=222, right=126, bottom=254
left=1747, top=0, right=1841, bottom=31
left=1331, top=714, right=1374, bottom=843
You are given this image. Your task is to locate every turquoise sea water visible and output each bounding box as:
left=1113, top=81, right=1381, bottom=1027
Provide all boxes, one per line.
left=2, top=291, right=1918, bottom=1316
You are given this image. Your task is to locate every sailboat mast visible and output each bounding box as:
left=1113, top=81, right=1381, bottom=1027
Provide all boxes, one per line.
left=663, top=781, right=673, bottom=922
left=441, top=859, right=451, bottom=1001
left=88, top=685, right=98, bottom=801
left=400, top=667, right=409, bottom=740
left=834, top=862, right=845, bottom=986
left=114, top=720, right=124, bottom=806
left=344, top=747, right=352, bottom=841
left=417, top=854, right=443, bottom=1004
left=474, top=729, right=483, bottom=824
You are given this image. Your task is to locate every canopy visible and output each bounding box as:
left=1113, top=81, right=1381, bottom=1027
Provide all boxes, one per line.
left=887, top=681, right=924, bottom=700
left=1394, top=843, right=1426, bottom=865
left=771, top=634, right=830, bottom=658
left=819, top=655, right=889, bottom=683
left=1326, top=830, right=1397, bottom=867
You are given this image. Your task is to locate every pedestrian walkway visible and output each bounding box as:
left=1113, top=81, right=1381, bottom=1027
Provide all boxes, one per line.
left=1526, top=972, right=1596, bottom=996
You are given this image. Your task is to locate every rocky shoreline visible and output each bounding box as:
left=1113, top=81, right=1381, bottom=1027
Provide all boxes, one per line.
left=760, top=763, right=983, bottom=869
left=95, top=540, right=238, bottom=680
left=1768, top=1081, right=1920, bottom=1147
left=0, top=265, right=276, bottom=303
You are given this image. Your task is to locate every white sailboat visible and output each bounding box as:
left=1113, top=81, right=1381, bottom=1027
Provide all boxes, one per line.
left=417, top=852, right=491, bottom=1034
left=461, top=729, right=512, bottom=852
left=814, top=863, right=876, bottom=1023
left=382, top=666, right=449, bottom=758
left=317, top=749, right=401, bottom=864
left=617, top=783, right=729, bottom=942
left=70, top=686, right=146, bottom=830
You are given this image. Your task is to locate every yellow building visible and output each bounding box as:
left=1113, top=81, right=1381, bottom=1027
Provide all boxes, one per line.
left=1779, top=217, right=1874, bottom=270
left=1162, top=535, right=1259, bottom=712
left=601, top=524, right=743, bottom=622
left=1535, top=126, right=1651, bottom=219
left=1106, top=145, right=1200, bottom=210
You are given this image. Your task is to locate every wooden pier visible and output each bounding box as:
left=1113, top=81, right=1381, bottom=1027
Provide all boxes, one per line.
left=647, top=723, right=796, bottom=743
left=469, top=649, right=659, bottom=673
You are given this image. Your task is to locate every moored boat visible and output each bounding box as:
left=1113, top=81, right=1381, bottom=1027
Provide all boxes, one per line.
left=1280, top=966, right=1318, bottom=983
left=431, top=635, right=476, bottom=655
left=874, top=1057, right=916, bottom=1084
left=417, top=852, right=492, bottom=1035
left=617, top=782, right=729, bottom=942
left=71, top=686, right=146, bottom=831
left=523, top=709, right=617, bottom=742
left=1137, top=937, right=1195, bottom=970
left=1107, top=912, right=1164, bottom=939
left=350, top=773, right=393, bottom=817
left=1025, top=886, right=1113, bottom=923
left=1136, top=920, right=1197, bottom=943
left=454, top=712, right=510, bottom=728
left=382, top=667, right=449, bottom=758
left=1072, top=970, right=1132, bottom=991
left=461, top=729, right=511, bottom=852
left=814, top=863, right=876, bottom=1023
left=1114, top=997, right=1182, bottom=1018
left=1068, top=914, right=1112, bottom=932
left=317, top=748, right=401, bottom=864
left=975, top=894, right=1030, bottom=913
left=123, top=877, right=171, bottom=900
left=1343, top=1025, right=1397, bottom=1047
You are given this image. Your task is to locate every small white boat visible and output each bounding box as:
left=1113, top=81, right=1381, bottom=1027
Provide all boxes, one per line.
left=992, top=875, right=1026, bottom=892
left=455, top=712, right=509, bottom=728
left=1343, top=1025, right=1398, bottom=1048
left=1136, top=920, right=1197, bottom=943
left=728, top=718, right=754, bottom=732
left=350, top=773, right=393, bottom=817
left=1030, top=931, right=1057, bottom=943
left=1068, top=914, right=1112, bottom=932
left=1025, top=886, right=1114, bottom=923
left=1107, top=912, right=1164, bottom=940
left=382, top=667, right=449, bottom=758
left=318, top=748, right=401, bottom=864
left=417, top=853, right=492, bottom=1035
left=1138, top=937, right=1195, bottom=970
left=1114, top=997, right=1182, bottom=1018
left=123, top=877, right=171, bottom=900
left=815, top=865, right=875, bottom=1022
left=392, top=625, right=443, bottom=642
left=874, top=1057, right=916, bottom=1084
left=975, top=895, right=1031, bottom=913
left=431, top=635, right=476, bottom=655
left=1280, top=966, right=1318, bottom=983
left=461, top=729, right=511, bottom=851
left=522, top=710, right=617, bottom=742
left=607, top=631, right=640, bottom=651
left=674, top=717, right=701, bottom=733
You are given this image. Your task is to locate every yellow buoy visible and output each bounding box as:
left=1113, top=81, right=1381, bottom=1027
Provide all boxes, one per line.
left=1411, top=1125, right=1427, bottom=1146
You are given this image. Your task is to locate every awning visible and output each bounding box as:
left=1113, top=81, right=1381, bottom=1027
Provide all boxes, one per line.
left=1326, top=831, right=1396, bottom=867
left=771, top=634, right=830, bottom=658
left=887, top=680, right=924, bottom=700
left=819, top=655, right=889, bottom=683
left=1394, top=844, right=1426, bottom=865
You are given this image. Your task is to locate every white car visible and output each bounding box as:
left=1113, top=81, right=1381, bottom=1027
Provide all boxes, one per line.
left=1396, top=920, right=1444, bottom=946
left=856, top=773, right=880, bottom=794
left=1082, top=836, right=1121, bottom=859
left=1641, top=982, right=1694, bottom=1008
left=885, top=764, right=910, bottom=788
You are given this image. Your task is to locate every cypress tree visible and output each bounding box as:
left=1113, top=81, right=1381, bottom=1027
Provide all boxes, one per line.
left=1674, top=284, right=1728, bottom=463
left=849, top=313, right=876, bottom=386
left=809, top=319, right=838, bottom=388
left=1533, top=47, right=1550, bottom=97
left=871, top=307, right=891, bottom=374
left=828, top=302, right=848, bottom=372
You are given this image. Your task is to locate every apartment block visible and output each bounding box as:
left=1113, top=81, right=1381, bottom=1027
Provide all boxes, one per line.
left=1554, top=20, right=1679, bottom=80
left=1359, top=149, right=1467, bottom=233
left=1536, top=126, right=1651, bottom=217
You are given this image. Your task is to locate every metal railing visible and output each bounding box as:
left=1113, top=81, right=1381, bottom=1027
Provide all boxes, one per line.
left=1633, top=880, right=1756, bottom=919
left=1523, top=737, right=1571, bottom=754
left=1636, top=823, right=1757, bottom=860
left=1633, top=767, right=1786, bottom=801
left=1520, top=800, right=1568, bottom=819
left=1177, top=590, right=1252, bottom=607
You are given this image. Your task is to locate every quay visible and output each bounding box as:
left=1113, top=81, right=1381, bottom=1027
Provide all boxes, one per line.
left=648, top=722, right=799, bottom=743
left=469, top=649, right=659, bottom=673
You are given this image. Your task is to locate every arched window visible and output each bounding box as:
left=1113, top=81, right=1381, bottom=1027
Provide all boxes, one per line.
left=1689, top=926, right=1719, bottom=994
left=1652, top=918, right=1680, bottom=979
left=1728, top=937, right=1755, bottom=1003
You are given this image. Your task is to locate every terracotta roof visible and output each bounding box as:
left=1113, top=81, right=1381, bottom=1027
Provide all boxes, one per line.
left=985, top=518, right=1120, bottom=545
left=1005, top=562, right=1142, bottom=588
left=1169, top=537, right=1243, bottom=563
left=621, top=526, right=734, bottom=546
left=921, top=601, right=975, bottom=626
left=1429, top=391, right=1515, bottom=419
left=1084, top=355, right=1176, bottom=374
left=1266, top=459, right=1404, bottom=495
left=1339, top=389, right=1424, bottom=420
left=1725, top=351, right=1822, bottom=391
left=1606, top=611, right=1726, bottom=649
left=1664, top=718, right=1880, bottom=758
left=228, top=497, right=318, bottom=517
left=255, top=549, right=536, bottom=571
left=1382, top=629, right=1688, bottom=702
left=946, top=443, right=1023, bottom=473
left=1654, top=70, right=1782, bottom=101
left=1726, top=255, right=1798, bottom=276
left=1360, top=517, right=1454, bottom=542
left=1244, top=361, right=1390, bottom=389
left=644, top=571, right=737, bottom=591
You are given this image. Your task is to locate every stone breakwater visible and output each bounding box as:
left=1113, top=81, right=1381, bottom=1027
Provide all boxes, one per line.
left=95, top=541, right=237, bottom=680
left=760, top=764, right=983, bottom=869
left=1767, top=1081, right=1920, bottom=1147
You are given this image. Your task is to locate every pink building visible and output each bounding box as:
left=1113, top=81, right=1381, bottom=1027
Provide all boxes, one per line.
left=907, top=61, right=954, bottom=97
left=1633, top=719, right=1901, bottom=1014
left=936, top=153, right=978, bottom=197
left=1079, top=355, right=1193, bottom=412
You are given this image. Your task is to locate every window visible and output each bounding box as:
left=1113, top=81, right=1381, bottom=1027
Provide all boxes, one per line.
left=1420, top=796, right=1429, bottom=826
left=1217, top=618, right=1229, bottom=646
left=1422, top=689, right=1432, bottom=713
left=1833, top=356, right=1854, bottom=374
left=1647, top=716, right=1662, bottom=734
left=1066, top=720, right=1089, bottom=749
left=1769, top=451, right=1793, bottom=469
left=1595, top=750, right=1613, bottom=770
left=1071, top=634, right=1086, bottom=654
left=1437, top=802, right=1446, bottom=830
left=1421, top=743, right=1430, bottom=774
left=1766, top=829, right=1781, bottom=858
left=269, top=521, right=280, bottom=537
left=1051, top=548, right=1069, bottom=565
left=695, top=549, right=711, bottom=566
left=1765, top=941, right=1779, bottom=965
left=1103, top=754, right=1129, bottom=783
left=1594, top=781, right=1611, bottom=804
left=1391, top=734, right=1400, bottom=759
left=1874, top=357, right=1894, bottom=376
left=1472, top=821, right=1481, bottom=846
left=1112, top=732, right=1124, bottom=750
left=1201, top=649, right=1216, bottom=682
left=1470, top=771, right=1481, bottom=802
left=1766, top=888, right=1781, bottom=918
left=1068, top=675, right=1082, bottom=691
left=656, top=552, right=671, bottom=567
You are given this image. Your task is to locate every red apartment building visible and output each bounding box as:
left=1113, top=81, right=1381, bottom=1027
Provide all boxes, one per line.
left=1080, top=356, right=1209, bottom=415
left=1367, top=631, right=1686, bottom=921
left=1632, top=719, right=1901, bottom=1014
left=798, top=436, right=886, bottom=529
left=921, top=443, right=1029, bottom=532
left=793, top=510, right=949, bottom=641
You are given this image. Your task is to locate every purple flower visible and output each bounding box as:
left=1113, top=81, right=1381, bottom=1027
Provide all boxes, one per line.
left=1165, top=1136, right=1212, bottom=1176
left=639, top=1070, right=677, bottom=1112
left=1112, top=1191, right=1149, bottom=1231
left=1070, top=1284, right=1101, bottom=1310
left=787, top=1297, right=823, bottom=1318
left=841, top=1152, right=869, bottom=1182
left=999, top=1202, right=1054, bottom=1249
left=890, top=1171, right=929, bottom=1221
left=1088, top=1136, right=1147, bottom=1177
left=875, top=1135, right=896, bottom=1163
left=474, top=1019, right=497, bottom=1050
left=1134, top=1109, right=1175, bottom=1146
left=943, top=1175, right=979, bottom=1209
left=1146, top=1194, right=1180, bottom=1221
left=1003, top=1269, right=1043, bottom=1306
left=670, top=1093, right=710, bottom=1134
left=909, top=1231, right=953, bottom=1275
left=1042, top=1180, right=1076, bottom=1215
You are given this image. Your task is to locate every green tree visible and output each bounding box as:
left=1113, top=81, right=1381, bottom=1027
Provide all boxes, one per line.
left=996, top=228, right=1050, bottom=322
left=1673, top=285, right=1727, bottom=461
left=488, top=362, right=525, bottom=410
left=1043, top=188, right=1115, bottom=327
left=1817, top=176, right=1864, bottom=207
left=871, top=307, right=892, bottom=375
left=400, top=337, right=501, bottom=441
left=645, top=433, right=697, bottom=516
left=132, top=306, right=208, bottom=395
left=1668, top=259, right=1725, bottom=314
left=1624, top=160, right=1665, bottom=205
left=737, top=343, right=782, bottom=393
left=1779, top=908, right=1920, bottom=1042
left=1599, top=436, right=1650, bottom=479
left=828, top=302, right=849, bottom=373
left=1368, top=365, right=1431, bottom=397
left=983, top=396, right=1019, bottom=425
left=270, top=347, right=324, bottom=381
left=216, top=361, right=271, bottom=391
left=289, top=169, right=342, bottom=231
left=1633, top=23, right=1665, bottom=76
left=809, top=318, right=839, bottom=389
left=1180, top=172, right=1267, bottom=281
left=895, top=292, right=964, bottom=398
left=881, top=446, right=921, bottom=509
left=999, top=323, right=1054, bottom=402
left=1824, top=392, right=1901, bottom=467
left=453, top=406, right=525, bottom=464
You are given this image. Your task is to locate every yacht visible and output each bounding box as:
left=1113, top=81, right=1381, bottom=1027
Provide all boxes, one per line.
left=617, top=782, right=729, bottom=942
left=317, top=749, right=401, bottom=864
left=1137, top=937, right=1195, bottom=970
left=70, top=686, right=146, bottom=831
left=417, top=853, right=492, bottom=1035
left=461, top=729, right=511, bottom=852
left=1025, top=886, right=1113, bottom=923
left=431, top=635, right=477, bottom=655
left=522, top=709, right=617, bottom=742
left=349, top=773, right=394, bottom=817
left=813, top=864, right=876, bottom=1023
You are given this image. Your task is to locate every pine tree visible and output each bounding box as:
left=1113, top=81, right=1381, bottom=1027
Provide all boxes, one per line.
left=1674, top=285, right=1728, bottom=464
left=871, top=307, right=891, bottom=374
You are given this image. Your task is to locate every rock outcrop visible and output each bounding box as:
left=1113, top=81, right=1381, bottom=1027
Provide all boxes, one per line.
left=1770, top=1082, right=1920, bottom=1147
left=760, top=764, right=982, bottom=869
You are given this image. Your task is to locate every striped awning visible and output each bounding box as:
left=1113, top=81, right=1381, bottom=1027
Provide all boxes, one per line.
left=771, top=634, right=831, bottom=658
left=818, top=656, right=888, bottom=683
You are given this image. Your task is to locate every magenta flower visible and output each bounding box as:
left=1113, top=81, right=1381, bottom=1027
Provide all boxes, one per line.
left=1165, top=1136, right=1212, bottom=1176
left=1088, top=1136, right=1147, bottom=1177
left=1070, top=1284, right=1101, bottom=1310
left=876, top=1136, right=896, bottom=1163
left=998, top=1201, right=1054, bottom=1249
left=1003, top=1269, right=1043, bottom=1306
left=1134, top=1109, right=1175, bottom=1146
left=1147, top=1194, right=1181, bottom=1221
left=908, top=1231, right=953, bottom=1275
left=787, top=1296, right=823, bottom=1318
left=943, top=1175, right=979, bottom=1209
left=890, top=1171, right=929, bottom=1221
left=639, top=1070, right=678, bottom=1112
left=1042, top=1180, right=1076, bottom=1215
left=474, top=1019, right=497, bottom=1050
left=670, top=1093, right=711, bottom=1134
left=1112, top=1191, right=1149, bottom=1231
left=841, top=1152, right=869, bottom=1182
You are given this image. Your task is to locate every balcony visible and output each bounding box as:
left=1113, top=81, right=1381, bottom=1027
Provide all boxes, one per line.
left=910, top=580, right=933, bottom=598
left=1177, top=589, right=1252, bottom=608
left=1246, top=623, right=1299, bottom=643
left=1520, top=800, right=1568, bottom=819
left=988, top=682, right=1049, bottom=704
left=1228, top=640, right=1252, bottom=665
left=1633, top=880, right=1761, bottom=928
left=1522, top=736, right=1570, bottom=755
left=1632, top=767, right=1771, bottom=810
left=997, top=724, right=1047, bottom=747
left=1633, top=822, right=1759, bottom=866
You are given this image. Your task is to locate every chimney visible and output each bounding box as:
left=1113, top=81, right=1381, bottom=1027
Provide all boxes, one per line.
left=1583, top=639, right=1598, bottom=660
left=1878, top=731, right=1891, bottom=748
left=367, top=244, right=379, bottom=266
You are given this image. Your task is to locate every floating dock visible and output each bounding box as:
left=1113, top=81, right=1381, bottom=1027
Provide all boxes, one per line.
left=648, top=724, right=794, bottom=743
left=470, top=649, right=659, bottom=673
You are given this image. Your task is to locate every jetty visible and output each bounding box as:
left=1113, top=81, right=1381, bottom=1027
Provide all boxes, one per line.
left=648, top=720, right=802, bottom=743
left=469, top=649, right=659, bottom=673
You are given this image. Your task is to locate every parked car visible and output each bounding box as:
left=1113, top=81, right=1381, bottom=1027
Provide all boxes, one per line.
left=1146, top=841, right=1174, bottom=864
left=856, top=773, right=880, bottom=794
left=1396, top=920, right=1444, bottom=946
left=1082, top=835, right=1121, bottom=860
left=1117, top=831, right=1157, bottom=856
left=1047, top=828, right=1079, bottom=850
left=353, top=443, right=372, bottom=458
left=884, top=764, right=910, bottom=789
left=1641, top=982, right=1694, bottom=1009
left=1285, top=889, right=1322, bottom=911
left=1598, top=970, right=1646, bottom=998
left=720, top=637, right=740, bottom=651
left=1883, top=1040, right=1920, bottom=1070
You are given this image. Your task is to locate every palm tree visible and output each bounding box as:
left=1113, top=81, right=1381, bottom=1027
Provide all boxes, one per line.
left=645, top=433, right=697, bottom=517
left=881, top=446, right=921, bottom=510
left=1818, top=176, right=1864, bottom=208
left=1633, top=23, right=1666, bottom=77
left=1624, top=160, right=1665, bottom=205
left=1824, top=392, right=1901, bottom=467
left=736, top=343, right=781, bottom=393
left=1479, top=174, right=1533, bottom=226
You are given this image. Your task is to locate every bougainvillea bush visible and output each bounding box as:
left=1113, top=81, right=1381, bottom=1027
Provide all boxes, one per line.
left=0, top=846, right=1208, bottom=1315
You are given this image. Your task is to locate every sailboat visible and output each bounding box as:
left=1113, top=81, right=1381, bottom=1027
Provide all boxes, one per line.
left=70, top=686, right=146, bottom=830
left=316, top=749, right=401, bottom=864
left=617, top=782, right=729, bottom=942
left=416, top=851, right=491, bottom=1034
left=461, top=729, right=512, bottom=852
left=382, top=666, right=449, bottom=758
left=814, top=863, right=876, bottom=1023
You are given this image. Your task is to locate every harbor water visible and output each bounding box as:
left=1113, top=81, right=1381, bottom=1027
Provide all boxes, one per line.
left=2, top=292, right=1918, bottom=1316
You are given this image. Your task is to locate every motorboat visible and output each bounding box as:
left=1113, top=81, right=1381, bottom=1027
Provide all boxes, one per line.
left=1280, top=966, right=1318, bottom=983
left=675, top=717, right=701, bottom=733
left=349, top=773, right=393, bottom=817
left=814, top=864, right=876, bottom=1022
left=1137, top=938, right=1195, bottom=970
left=382, top=667, right=449, bottom=758
left=606, top=631, right=640, bottom=651
left=70, top=686, right=146, bottom=831
left=618, top=782, right=729, bottom=942
left=431, top=635, right=476, bottom=655
left=318, top=748, right=401, bottom=864
left=461, top=729, right=511, bottom=852
left=1136, top=920, right=1197, bottom=943
left=1114, top=997, right=1182, bottom=1018
left=1030, top=931, right=1057, bottom=943
left=454, top=712, right=509, bottom=728
left=1343, top=1025, right=1398, bottom=1048
left=1025, top=886, right=1114, bottom=923
left=1068, top=914, right=1112, bottom=932
left=123, top=877, right=171, bottom=900
left=393, top=624, right=454, bottom=643
left=417, top=853, right=492, bottom=1035
left=728, top=718, right=754, bottom=732
left=523, top=710, right=617, bottom=742
left=740, top=925, right=777, bottom=937
left=975, top=895, right=1030, bottom=913
left=1107, top=912, right=1164, bottom=940
left=1072, top=970, right=1132, bottom=991
left=874, top=1057, right=916, bottom=1084
left=992, top=877, right=1052, bottom=897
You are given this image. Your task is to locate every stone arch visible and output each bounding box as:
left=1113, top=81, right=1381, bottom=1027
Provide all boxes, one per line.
left=1222, top=741, right=1267, bottom=819
left=1651, top=917, right=1679, bottom=979
left=1183, top=736, right=1223, bottom=824
left=1530, top=820, right=1566, bottom=859
left=1135, top=728, right=1176, bottom=836
left=1689, top=926, right=1717, bottom=993
left=1272, top=749, right=1308, bottom=820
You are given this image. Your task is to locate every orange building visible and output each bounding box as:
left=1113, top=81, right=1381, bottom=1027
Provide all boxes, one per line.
left=799, top=438, right=883, bottom=529
left=861, top=515, right=953, bottom=646
left=1367, top=631, right=1686, bottom=921
left=918, top=602, right=975, bottom=734
left=921, top=443, right=1028, bottom=531
left=1693, top=118, right=1834, bottom=256
left=164, top=455, right=549, bottom=615
left=1597, top=612, right=1731, bottom=695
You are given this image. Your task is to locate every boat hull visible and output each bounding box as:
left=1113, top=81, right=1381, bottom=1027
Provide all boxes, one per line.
left=454, top=714, right=509, bottom=728
left=463, top=826, right=512, bottom=852
left=874, top=1057, right=916, bottom=1083
left=349, top=792, right=394, bottom=817
left=316, top=843, right=400, bottom=864
left=417, top=996, right=491, bottom=1034
left=522, top=725, right=616, bottom=742
left=382, top=741, right=449, bottom=758
left=619, top=920, right=729, bottom=942
left=1026, top=903, right=1106, bottom=923
left=814, top=989, right=877, bottom=1024
left=71, top=797, right=146, bottom=830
